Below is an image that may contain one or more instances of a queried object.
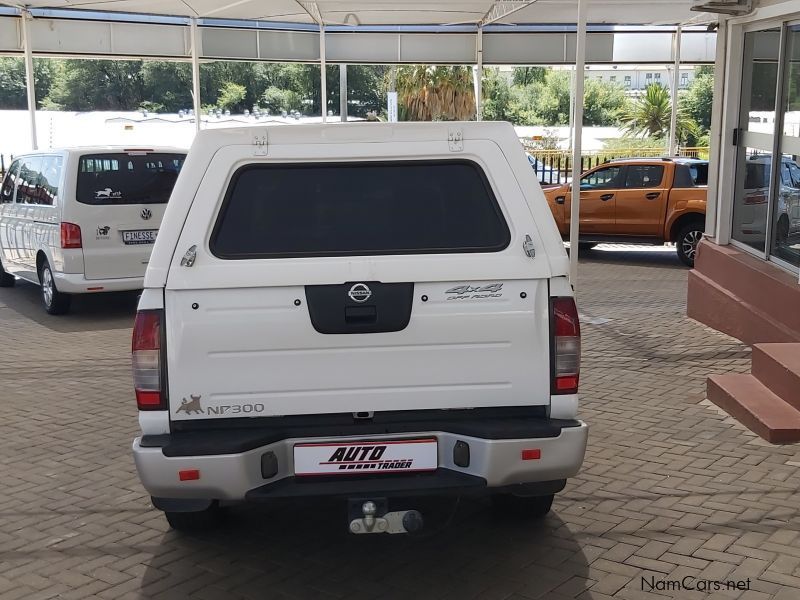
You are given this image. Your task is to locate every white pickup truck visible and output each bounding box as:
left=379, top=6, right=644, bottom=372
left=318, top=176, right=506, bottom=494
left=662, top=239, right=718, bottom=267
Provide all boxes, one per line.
left=131, top=122, right=588, bottom=533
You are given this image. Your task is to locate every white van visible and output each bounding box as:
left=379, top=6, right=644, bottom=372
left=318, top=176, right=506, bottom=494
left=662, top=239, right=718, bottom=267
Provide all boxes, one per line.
left=0, top=147, right=187, bottom=314
left=131, top=123, right=588, bottom=533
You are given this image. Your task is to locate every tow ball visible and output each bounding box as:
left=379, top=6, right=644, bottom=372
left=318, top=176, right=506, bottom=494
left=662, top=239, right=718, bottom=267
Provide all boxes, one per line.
left=348, top=498, right=423, bottom=535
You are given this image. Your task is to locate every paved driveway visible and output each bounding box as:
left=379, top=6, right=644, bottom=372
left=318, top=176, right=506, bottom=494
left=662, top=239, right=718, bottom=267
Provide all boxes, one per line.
left=1, top=247, right=799, bottom=600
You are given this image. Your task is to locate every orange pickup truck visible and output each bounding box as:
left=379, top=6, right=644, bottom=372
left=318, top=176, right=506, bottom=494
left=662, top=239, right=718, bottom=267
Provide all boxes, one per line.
left=543, top=158, right=707, bottom=266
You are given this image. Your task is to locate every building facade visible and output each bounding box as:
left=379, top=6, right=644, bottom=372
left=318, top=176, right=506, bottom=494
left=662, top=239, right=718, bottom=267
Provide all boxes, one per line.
left=690, top=0, right=800, bottom=438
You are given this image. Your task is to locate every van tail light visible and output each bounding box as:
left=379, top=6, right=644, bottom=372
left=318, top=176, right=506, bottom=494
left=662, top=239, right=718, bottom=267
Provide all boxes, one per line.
left=551, top=297, right=581, bottom=395
left=132, top=309, right=166, bottom=410
left=60, top=222, right=82, bottom=249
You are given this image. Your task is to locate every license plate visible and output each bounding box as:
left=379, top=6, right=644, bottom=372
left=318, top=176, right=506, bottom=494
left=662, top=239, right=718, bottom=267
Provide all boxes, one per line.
left=122, top=230, right=157, bottom=245
left=294, top=438, right=438, bottom=476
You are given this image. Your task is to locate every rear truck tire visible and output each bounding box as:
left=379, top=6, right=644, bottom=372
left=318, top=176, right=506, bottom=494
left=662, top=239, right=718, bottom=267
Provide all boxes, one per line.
left=676, top=220, right=704, bottom=268
left=491, top=493, right=554, bottom=519
left=164, top=503, right=223, bottom=532
left=0, top=259, right=14, bottom=287
left=154, top=498, right=223, bottom=532
left=39, top=261, right=71, bottom=315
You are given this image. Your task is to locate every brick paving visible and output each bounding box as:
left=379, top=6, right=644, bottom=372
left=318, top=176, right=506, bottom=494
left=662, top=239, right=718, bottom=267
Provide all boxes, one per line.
left=1, top=245, right=799, bottom=600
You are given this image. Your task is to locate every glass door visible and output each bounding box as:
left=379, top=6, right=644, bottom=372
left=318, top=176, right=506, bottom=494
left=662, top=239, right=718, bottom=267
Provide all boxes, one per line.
left=731, top=28, right=782, bottom=256
left=773, top=25, right=800, bottom=269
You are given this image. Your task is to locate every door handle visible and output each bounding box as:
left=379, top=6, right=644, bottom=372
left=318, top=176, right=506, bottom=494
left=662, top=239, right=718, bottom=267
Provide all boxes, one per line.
left=600, top=194, right=614, bottom=201
left=555, top=196, right=565, bottom=205
left=646, top=192, right=661, bottom=200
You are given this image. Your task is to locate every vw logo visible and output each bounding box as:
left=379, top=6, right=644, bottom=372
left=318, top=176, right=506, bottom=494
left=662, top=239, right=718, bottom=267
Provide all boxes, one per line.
left=348, top=283, right=372, bottom=303
left=141, top=208, right=153, bottom=220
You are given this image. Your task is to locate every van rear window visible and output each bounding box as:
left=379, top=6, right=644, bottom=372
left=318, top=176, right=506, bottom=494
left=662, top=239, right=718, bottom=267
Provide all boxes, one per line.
left=210, top=160, right=511, bottom=259
left=77, top=153, right=185, bottom=205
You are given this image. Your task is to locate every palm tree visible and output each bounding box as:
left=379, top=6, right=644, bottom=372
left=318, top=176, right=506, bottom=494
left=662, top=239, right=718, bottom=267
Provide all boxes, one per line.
left=621, top=83, right=699, bottom=143
left=395, top=65, right=475, bottom=121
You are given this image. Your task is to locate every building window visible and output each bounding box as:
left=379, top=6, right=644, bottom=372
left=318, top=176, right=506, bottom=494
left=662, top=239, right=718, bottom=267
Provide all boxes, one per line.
left=681, top=73, right=689, bottom=87
left=654, top=73, right=661, bottom=81
left=646, top=73, right=653, bottom=80
left=624, top=75, right=632, bottom=87
left=610, top=75, right=616, bottom=82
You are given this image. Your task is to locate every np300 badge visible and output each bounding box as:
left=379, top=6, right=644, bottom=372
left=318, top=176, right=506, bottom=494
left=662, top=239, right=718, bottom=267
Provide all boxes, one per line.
left=348, top=283, right=372, bottom=303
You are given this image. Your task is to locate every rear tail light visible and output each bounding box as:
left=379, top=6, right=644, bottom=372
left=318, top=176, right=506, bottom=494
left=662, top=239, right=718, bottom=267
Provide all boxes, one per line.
left=60, top=222, right=82, bottom=249
left=132, top=309, right=166, bottom=410
left=551, top=297, right=581, bottom=395
left=744, top=193, right=768, bottom=205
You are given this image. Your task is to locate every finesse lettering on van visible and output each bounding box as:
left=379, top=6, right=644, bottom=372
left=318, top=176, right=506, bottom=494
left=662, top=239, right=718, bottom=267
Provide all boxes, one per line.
left=445, top=283, right=503, bottom=300
left=205, top=403, right=266, bottom=416
left=323, top=445, right=414, bottom=471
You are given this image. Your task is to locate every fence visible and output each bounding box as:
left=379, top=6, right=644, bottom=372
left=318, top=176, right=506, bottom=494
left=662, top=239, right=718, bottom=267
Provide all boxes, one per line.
left=520, top=142, right=710, bottom=186
left=0, top=145, right=711, bottom=183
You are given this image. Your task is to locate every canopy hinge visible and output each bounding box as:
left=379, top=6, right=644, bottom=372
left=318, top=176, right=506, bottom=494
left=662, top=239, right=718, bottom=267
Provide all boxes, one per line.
left=252, top=132, right=268, bottom=155
left=448, top=128, right=463, bottom=152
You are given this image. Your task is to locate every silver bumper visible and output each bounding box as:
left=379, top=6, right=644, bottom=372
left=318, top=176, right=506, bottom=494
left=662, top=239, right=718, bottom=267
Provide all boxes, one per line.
left=133, top=422, right=588, bottom=501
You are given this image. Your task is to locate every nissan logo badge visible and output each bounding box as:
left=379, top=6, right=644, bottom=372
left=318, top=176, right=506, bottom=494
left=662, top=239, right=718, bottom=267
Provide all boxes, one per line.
left=348, top=283, right=372, bottom=303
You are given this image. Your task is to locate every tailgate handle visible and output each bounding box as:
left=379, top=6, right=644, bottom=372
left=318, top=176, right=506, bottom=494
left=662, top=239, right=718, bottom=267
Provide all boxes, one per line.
left=345, top=305, right=377, bottom=324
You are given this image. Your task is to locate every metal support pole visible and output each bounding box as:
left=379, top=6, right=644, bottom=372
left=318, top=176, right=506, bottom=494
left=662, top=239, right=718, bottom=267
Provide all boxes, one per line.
left=669, top=26, right=683, bottom=156
left=190, top=18, right=202, bottom=132
left=569, top=0, right=587, bottom=290
left=475, top=26, right=483, bottom=121
left=21, top=10, right=38, bottom=150
left=340, top=64, right=348, bottom=122
left=320, top=25, right=327, bottom=122
left=568, top=65, right=575, bottom=150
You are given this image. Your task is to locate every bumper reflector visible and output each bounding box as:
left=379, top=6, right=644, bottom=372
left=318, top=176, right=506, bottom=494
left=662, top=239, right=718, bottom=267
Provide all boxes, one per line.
left=521, top=449, right=541, bottom=460
left=178, top=469, right=200, bottom=481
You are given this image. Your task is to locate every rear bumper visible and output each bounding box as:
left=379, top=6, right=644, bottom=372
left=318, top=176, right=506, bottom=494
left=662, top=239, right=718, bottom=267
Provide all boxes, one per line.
left=132, top=421, right=588, bottom=502
left=54, top=272, right=143, bottom=293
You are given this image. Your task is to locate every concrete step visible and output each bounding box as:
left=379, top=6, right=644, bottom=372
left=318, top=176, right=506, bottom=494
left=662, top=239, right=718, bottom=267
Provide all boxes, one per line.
left=752, top=343, right=800, bottom=411
left=707, top=373, right=800, bottom=444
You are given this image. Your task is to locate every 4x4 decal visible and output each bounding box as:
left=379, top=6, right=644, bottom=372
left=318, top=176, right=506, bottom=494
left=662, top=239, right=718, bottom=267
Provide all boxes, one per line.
left=445, top=283, right=503, bottom=300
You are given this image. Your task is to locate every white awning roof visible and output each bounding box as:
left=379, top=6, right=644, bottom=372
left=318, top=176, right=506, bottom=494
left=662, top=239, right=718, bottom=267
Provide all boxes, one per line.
left=2, top=1, right=713, bottom=26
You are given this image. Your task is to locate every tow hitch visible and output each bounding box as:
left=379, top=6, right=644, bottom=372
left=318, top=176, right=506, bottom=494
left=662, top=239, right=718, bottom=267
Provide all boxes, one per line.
left=348, top=498, right=424, bottom=535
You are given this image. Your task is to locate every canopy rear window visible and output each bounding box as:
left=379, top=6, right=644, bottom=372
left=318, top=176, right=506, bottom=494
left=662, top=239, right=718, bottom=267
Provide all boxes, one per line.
left=210, top=160, right=511, bottom=259
left=77, top=153, right=185, bottom=205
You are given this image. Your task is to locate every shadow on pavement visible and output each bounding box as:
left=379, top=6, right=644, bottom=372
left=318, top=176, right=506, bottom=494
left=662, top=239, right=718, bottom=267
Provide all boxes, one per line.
left=0, top=279, right=138, bottom=332
left=139, top=497, right=590, bottom=599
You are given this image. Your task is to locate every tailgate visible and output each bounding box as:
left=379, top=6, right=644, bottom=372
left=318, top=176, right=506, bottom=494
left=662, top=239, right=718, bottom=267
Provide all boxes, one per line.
left=166, top=279, right=551, bottom=420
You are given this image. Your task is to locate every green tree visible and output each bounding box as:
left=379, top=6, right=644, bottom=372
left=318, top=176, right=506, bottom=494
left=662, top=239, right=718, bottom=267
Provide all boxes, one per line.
left=45, top=59, right=145, bottom=110
left=481, top=68, right=513, bottom=121
left=583, top=78, right=629, bottom=126
left=534, top=70, right=571, bottom=126
left=261, top=86, right=303, bottom=113
left=0, top=58, right=59, bottom=109
left=621, top=83, right=699, bottom=143
left=512, top=67, right=546, bottom=87
left=141, top=61, right=192, bottom=112
left=680, top=71, right=714, bottom=132
left=217, top=82, right=247, bottom=112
